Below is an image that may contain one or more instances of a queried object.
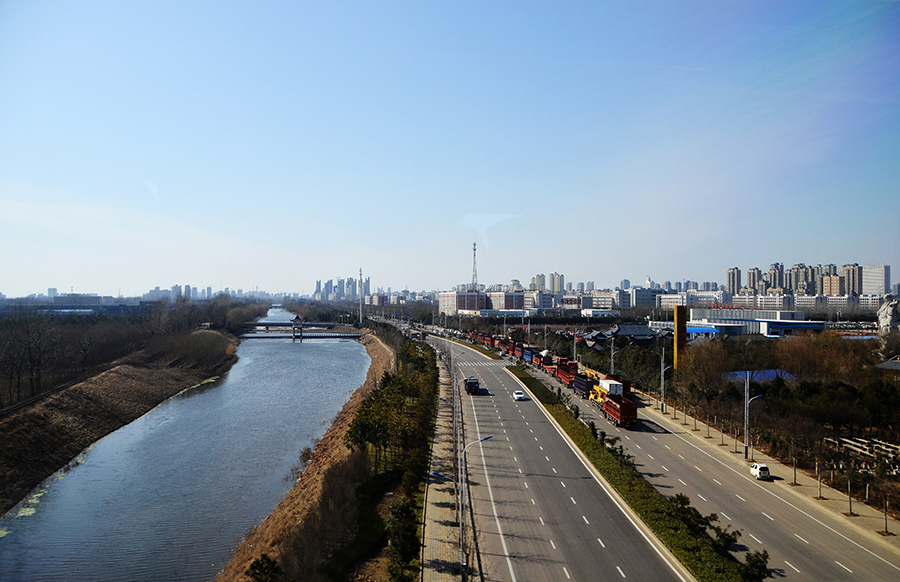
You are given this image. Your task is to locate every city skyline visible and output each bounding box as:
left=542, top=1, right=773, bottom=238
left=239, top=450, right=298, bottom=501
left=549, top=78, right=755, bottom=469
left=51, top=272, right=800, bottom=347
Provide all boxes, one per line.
left=2, top=3, right=898, bottom=297
left=4, top=258, right=892, bottom=302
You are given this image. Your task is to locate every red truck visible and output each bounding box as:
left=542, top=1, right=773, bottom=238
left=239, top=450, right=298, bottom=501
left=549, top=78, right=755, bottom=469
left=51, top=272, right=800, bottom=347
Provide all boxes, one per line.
left=602, top=394, right=637, bottom=427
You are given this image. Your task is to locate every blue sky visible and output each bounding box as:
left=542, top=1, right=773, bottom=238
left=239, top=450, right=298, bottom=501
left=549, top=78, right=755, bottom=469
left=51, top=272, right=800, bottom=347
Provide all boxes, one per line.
left=1, top=1, right=898, bottom=297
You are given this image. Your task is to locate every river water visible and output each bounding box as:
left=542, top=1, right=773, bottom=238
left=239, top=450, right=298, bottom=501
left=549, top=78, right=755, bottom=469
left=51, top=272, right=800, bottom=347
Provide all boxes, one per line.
left=0, top=309, right=370, bottom=581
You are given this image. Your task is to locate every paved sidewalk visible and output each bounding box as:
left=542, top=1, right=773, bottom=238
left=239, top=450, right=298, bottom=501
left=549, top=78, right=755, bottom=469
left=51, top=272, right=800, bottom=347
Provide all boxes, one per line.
left=632, top=388, right=900, bottom=555
left=422, top=356, right=462, bottom=582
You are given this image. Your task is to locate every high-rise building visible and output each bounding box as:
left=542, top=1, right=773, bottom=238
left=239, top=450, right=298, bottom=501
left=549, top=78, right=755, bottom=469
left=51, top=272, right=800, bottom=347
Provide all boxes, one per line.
left=549, top=272, right=564, bottom=294
left=840, top=264, right=862, bottom=296
left=767, top=263, right=784, bottom=290
left=863, top=264, right=891, bottom=295
left=821, top=274, right=844, bottom=296
left=726, top=267, right=741, bottom=295
left=746, top=268, right=761, bottom=293
left=531, top=273, right=546, bottom=292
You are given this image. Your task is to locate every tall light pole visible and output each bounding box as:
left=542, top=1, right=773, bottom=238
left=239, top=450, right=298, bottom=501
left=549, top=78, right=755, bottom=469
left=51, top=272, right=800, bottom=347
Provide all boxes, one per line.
left=744, top=373, right=763, bottom=459
left=609, top=335, right=620, bottom=376
left=659, top=344, right=674, bottom=414
left=460, top=435, right=492, bottom=580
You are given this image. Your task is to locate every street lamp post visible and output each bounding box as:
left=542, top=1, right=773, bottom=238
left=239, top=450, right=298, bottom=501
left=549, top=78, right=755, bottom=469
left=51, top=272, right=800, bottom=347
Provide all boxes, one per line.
left=460, top=435, right=492, bottom=580
left=744, top=372, right=763, bottom=459
left=659, top=344, right=675, bottom=414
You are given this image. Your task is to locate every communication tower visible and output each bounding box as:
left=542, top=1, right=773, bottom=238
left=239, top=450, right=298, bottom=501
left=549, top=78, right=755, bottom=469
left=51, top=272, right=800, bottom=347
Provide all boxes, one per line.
left=471, top=242, right=478, bottom=291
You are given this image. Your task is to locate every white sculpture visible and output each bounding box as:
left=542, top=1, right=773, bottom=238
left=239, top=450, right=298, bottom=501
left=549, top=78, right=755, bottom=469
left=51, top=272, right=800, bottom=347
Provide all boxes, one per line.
left=877, top=294, right=900, bottom=335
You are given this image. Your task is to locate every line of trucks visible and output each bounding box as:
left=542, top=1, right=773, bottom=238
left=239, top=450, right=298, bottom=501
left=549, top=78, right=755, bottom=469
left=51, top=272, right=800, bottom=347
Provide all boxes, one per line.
left=465, top=331, right=638, bottom=428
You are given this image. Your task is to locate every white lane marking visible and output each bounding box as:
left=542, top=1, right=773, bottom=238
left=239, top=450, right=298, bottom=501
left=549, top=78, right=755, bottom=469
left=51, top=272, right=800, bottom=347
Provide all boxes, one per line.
left=503, top=429, right=507, bottom=433
left=524, top=482, right=529, bottom=489
left=636, top=444, right=642, bottom=450
left=678, top=479, right=687, bottom=486
left=534, top=436, right=539, bottom=441
left=665, top=445, right=671, bottom=450
left=545, top=456, right=550, bottom=461
left=582, top=515, right=590, bottom=524
left=539, top=516, right=544, bottom=524
left=561, top=481, right=566, bottom=488
left=636, top=407, right=900, bottom=574
left=552, top=468, right=557, bottom=474
left=518, top=468, right=522, bottom=473
left=507, top=437, right=510, bottom=441
left=513, top=457, right=518, bottom=462
left=571, top=497, right=577, bottom=504
left=661, top=465, right=669, bottom=471
left=762, top=512, right=774, bottom=521
left=836, top=561, right=852, bottom=573
left=735, top=494, right=746, bottom=502
left=617, top=566, right=626, bottom=578
left=468, top=385, right=518, bottom=582
left=678, top=454, right=685, bottom=459
left=530, top=429, right=534, bottom=433
left=749, top=533, right=762, bottom=544
left=624, top=435, right=631, bottom=440
left=784, top=561, right=800, bottom=573
left=503, top=368, right=690, bottom=582
left=721, top=512, right=731, bottom=520
left=647, top=454, right=654, bottom=460
left=510, top=446, right=513, bottom=451
left=539, top=446, right=544, bottom=451
left=698, top=494, right=707, bottom=502
left=695, top=466, right=702, bottom=472
left=652, top=436, right=658, bottom=440
left=794, top=534, right=808, bottom=544
left=550, top=539, right=556, bottom=549
left=713, top=479, right=722, bottom=485
left=597, top=537, right=606, bottom=548
left=563, top=566, right=571, bottom=579
left=531, top=499, right=535, bottom=505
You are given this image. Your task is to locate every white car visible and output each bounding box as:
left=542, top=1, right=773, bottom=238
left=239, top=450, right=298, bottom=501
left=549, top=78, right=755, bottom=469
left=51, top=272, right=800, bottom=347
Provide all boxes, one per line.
left=513, top=390, right=526, bottom=401
left=750, top=463, right=770, bottom=480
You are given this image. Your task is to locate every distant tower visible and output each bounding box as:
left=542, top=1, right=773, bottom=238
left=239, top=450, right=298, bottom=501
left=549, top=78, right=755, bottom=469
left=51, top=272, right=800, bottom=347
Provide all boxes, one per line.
left=359, top=268, right=363, bottom=325
left=471, top=242, right=478, bottom=291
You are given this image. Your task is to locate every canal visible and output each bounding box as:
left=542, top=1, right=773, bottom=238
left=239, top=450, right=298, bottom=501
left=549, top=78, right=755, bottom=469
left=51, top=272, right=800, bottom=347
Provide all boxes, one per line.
left=0, top=309, right=370, bottom=581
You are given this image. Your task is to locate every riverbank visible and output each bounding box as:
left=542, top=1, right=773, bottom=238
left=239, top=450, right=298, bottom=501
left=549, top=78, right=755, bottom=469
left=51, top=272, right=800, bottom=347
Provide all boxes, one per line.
left=215, top=331, right=394, bottom=582
left=0, top=329, right=237, bottom=516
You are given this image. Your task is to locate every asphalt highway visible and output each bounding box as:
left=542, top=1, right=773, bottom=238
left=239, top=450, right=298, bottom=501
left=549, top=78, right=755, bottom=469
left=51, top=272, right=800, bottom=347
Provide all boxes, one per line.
left=526, top=361, right=900, bottom=582
left=452, top=347, right=690, bottom=582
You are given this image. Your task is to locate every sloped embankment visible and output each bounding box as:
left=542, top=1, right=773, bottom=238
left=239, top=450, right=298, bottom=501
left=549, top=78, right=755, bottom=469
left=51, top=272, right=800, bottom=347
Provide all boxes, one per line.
left=215, top=332, right=394, bottom=582
left=0, top=330, right=237, bottom=515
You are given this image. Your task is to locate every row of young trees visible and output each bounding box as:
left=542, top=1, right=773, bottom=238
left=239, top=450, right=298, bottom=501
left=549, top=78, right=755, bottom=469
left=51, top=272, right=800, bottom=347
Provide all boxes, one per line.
left=527, top=328, right=900, bottom=517
left=0, top=296, right=270, bottom=408
left=343, top=320, right=439, bottom=582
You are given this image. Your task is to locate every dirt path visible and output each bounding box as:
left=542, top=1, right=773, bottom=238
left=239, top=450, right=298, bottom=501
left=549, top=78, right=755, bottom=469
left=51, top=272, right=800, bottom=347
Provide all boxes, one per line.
left=215, top=331, right=394, bottom=582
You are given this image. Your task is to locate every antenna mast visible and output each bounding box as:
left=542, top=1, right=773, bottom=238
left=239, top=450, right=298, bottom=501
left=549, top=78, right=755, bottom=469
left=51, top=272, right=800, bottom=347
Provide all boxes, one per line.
left=471, top=242, right=478, bottom=291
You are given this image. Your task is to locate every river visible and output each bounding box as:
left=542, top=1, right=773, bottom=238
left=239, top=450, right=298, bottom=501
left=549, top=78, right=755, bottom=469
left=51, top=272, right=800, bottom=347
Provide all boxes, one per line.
left=0, top=309, right=370, bottom=581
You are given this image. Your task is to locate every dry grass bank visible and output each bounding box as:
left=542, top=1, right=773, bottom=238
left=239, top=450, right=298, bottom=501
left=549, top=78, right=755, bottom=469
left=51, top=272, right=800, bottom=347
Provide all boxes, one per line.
left=215, top=331, right=394, bottom=582
left=0, top=330, right=237, bottom=516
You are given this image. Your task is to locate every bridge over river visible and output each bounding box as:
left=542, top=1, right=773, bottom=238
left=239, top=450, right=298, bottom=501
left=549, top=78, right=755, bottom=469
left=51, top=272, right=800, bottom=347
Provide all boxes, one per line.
left=241, top=319, right=362, bottom=341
